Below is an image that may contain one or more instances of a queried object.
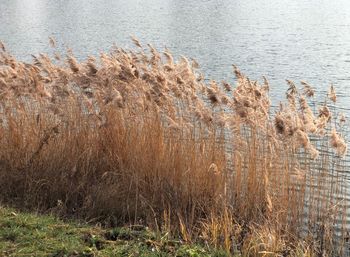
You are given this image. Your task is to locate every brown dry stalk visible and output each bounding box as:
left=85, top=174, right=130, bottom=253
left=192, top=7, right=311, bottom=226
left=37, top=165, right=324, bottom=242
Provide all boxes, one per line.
left=0, top=40, right=347, bottom=256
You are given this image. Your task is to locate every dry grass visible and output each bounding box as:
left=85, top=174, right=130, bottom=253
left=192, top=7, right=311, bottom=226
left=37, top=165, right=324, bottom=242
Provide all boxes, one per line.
left=0, top=38, right=348, bottom=256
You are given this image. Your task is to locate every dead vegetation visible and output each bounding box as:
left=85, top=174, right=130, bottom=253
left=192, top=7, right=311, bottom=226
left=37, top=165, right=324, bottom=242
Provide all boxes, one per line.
left=0, top=38, right=348, bottom=256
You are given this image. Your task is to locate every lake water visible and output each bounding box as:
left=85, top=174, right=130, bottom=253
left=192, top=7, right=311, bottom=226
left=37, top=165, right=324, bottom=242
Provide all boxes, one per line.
left=1, top=0, right=350, bottom=108
left=2, top=0, right=350, bottom=244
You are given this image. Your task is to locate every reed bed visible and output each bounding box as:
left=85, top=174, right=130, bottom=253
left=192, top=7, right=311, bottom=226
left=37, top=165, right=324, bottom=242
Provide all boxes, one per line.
left=0, top=38, right=348, bottom=256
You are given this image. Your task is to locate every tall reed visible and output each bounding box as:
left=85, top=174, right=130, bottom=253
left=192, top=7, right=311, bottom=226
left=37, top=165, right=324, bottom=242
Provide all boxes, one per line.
left=0, top=39, right=348, bottom=255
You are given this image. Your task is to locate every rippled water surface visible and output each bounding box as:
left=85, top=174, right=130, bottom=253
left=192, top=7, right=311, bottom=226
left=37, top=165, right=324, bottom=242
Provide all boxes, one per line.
left=2, top=0, right=350, bottom=243
left=1, top=0, right=350, bottom=106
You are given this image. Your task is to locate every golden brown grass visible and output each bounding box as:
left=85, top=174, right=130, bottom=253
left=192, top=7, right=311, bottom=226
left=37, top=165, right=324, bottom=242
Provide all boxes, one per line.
left=0, top=38, right=348, bottom=256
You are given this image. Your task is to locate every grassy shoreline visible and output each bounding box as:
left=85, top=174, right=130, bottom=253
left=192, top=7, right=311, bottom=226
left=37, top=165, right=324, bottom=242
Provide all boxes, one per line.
left=0, top=206, right=229, bottom=257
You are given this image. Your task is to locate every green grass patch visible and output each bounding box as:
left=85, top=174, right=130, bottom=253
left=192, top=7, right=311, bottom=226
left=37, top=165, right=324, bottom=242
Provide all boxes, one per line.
left=0, top=206, right=229, bottom=257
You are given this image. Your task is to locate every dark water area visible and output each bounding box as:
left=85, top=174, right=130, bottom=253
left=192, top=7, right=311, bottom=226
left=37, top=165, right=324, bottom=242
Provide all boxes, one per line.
left=1, top=0, right=350, bottom=108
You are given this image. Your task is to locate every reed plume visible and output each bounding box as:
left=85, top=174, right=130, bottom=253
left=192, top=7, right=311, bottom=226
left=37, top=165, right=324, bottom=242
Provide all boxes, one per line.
left=0, top=40, right=347, bottom=256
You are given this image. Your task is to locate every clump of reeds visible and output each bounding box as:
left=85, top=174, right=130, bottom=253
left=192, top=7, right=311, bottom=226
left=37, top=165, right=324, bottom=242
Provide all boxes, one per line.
left=0, top=38, right=348, bottom=256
